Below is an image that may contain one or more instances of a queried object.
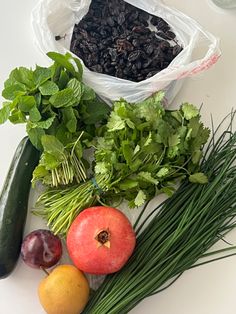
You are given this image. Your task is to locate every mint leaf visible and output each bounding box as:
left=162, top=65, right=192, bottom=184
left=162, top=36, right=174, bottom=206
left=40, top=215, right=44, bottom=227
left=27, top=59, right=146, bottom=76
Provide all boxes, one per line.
left=26, top=124, right=45, bottom=150
left=134, top=190, right=146, bottom=207
left=29, top=107, right=41, bottom=122
left=81, top=100, right=110, bottom=125
left=47, top=52, right=76, bottom=75
left=41, top=135, right=65, bottom=160
left=58, top=70, right=70, bottom=89
left=32, top=165, right=49, bottom=184
left=42, top=152, right=61, bottom=169
left=49, top=88, right=76, bottom=108
left=81, top=85, right=96, bottom=100
left=18, top=96, right=36, bottom=112
left=39, top=81, right=59, bottom=96
left=181, top=103, right=199, bottom=120
left=2, top=84, right=26, bottom=100
left=67, top=78, right=82, bottom=102
left=9, top=109, right=26, bottom=124
left=8, top=67, right=35, bottom=89
left=56, top=124, right=73, bottom=145
left=33, top=66, right=52, bottom=86
left=35, top=116, right=55, bottom=129
left=34, top=93, right=42, bottom=107
left=62, top=107, right=77, bottom=133
left=47, top=52, right=83, bottom=81
left=0, top=103, right=11, bottom=124
left=71, top=55, right=83, bottom=81
left=189, top=172, right=208, bottom=184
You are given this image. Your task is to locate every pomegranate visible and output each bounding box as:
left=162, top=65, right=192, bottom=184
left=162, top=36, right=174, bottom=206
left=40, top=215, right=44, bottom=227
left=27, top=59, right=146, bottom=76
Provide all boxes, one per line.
left=66, top=206, right=136, bottom=275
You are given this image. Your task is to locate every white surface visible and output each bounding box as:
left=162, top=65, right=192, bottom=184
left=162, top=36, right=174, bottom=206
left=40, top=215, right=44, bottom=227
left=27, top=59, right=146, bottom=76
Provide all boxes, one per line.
left=0, top=1, right=235, bottom=314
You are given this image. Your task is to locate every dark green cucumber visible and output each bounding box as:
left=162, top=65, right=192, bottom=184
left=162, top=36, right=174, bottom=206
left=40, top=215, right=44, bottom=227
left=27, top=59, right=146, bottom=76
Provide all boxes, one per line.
left=0, top=137, right=40, bottom=279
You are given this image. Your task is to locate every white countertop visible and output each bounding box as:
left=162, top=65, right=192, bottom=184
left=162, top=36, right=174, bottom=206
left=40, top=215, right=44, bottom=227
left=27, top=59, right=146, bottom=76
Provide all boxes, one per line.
left=0, top=1, right=236, bottom=313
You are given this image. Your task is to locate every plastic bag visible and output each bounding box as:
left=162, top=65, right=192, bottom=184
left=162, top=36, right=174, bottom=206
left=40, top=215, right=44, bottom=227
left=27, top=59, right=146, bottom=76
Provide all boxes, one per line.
left=32, top=0, right=221, bottom=104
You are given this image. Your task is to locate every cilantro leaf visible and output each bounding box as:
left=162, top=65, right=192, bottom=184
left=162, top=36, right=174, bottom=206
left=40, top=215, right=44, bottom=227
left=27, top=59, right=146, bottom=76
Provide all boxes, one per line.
left=181, top=103, right=199, bottom=120
left=191, top=150, right=202, bottom=164
left=134, top=190, right=146, bottom=207
left=138, top=172, right=159, bottom=185
left=107, top=111, right=126, bottom=131
left=157, top=167, right=169, bottom=178
left=95, top=162, right=109, bottom=174
left=168, top=133, right=180, bottom=147
left=189, top=172, right=208, bottom=184
left=122, top=141, right=133, bottom=165
left=191, top=125, right=210, bottom=150
left=118, top=179, right=139, bottom=190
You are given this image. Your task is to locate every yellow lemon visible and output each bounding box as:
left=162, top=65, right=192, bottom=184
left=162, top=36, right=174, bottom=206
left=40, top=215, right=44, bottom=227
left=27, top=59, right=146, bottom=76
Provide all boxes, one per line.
left=38, top=264, right=89, bottom=314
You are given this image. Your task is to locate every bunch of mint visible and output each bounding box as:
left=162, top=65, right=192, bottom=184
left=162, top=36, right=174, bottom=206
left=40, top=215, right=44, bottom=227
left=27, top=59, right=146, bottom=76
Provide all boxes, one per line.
left=0, top=52, right=110, bottom=187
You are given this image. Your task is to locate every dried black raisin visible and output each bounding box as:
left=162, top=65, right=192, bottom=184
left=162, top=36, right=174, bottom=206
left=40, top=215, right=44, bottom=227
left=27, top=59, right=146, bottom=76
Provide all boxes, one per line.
left=70, top=0, right=182, bottom=82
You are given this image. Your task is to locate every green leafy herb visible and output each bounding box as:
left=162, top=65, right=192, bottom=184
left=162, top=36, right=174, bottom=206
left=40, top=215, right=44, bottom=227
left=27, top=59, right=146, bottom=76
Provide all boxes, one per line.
left=39, top=81, right=59, bottom=96
left=0, top=103, right=11, bottom=124
left=0, top=52, right=110, bottom=187
left=36, top=92, right=210, bottom=236
left=189, top=172, right=208, bottom=184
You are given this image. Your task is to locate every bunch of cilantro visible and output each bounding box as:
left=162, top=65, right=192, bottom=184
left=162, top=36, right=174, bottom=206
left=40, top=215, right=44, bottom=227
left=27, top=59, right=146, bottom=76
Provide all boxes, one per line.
left=37, top=91, right=210, bottom=236
left=0, top=52, right=110, bottom=187
left=94, top=92, right=210, bottom=207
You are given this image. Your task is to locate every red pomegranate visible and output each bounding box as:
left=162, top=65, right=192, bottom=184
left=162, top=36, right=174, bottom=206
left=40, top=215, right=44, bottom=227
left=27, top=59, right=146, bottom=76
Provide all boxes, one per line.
left=66, top=206, right=136, bottom=275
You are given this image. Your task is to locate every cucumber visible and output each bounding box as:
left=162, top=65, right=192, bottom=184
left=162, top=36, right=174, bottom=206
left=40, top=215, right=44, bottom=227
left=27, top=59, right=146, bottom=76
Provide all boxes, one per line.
left=0, top=137, right=40, bottom=279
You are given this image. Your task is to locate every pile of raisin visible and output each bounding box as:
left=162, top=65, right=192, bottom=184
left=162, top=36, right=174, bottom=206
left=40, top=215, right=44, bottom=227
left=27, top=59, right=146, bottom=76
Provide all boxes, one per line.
left=70, top=0, right=182, bottom=82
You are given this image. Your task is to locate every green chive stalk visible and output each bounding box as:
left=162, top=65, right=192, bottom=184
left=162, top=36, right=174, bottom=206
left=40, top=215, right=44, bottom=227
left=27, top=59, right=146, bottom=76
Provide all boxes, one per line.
left=82, top=112, right=236, bottom=314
